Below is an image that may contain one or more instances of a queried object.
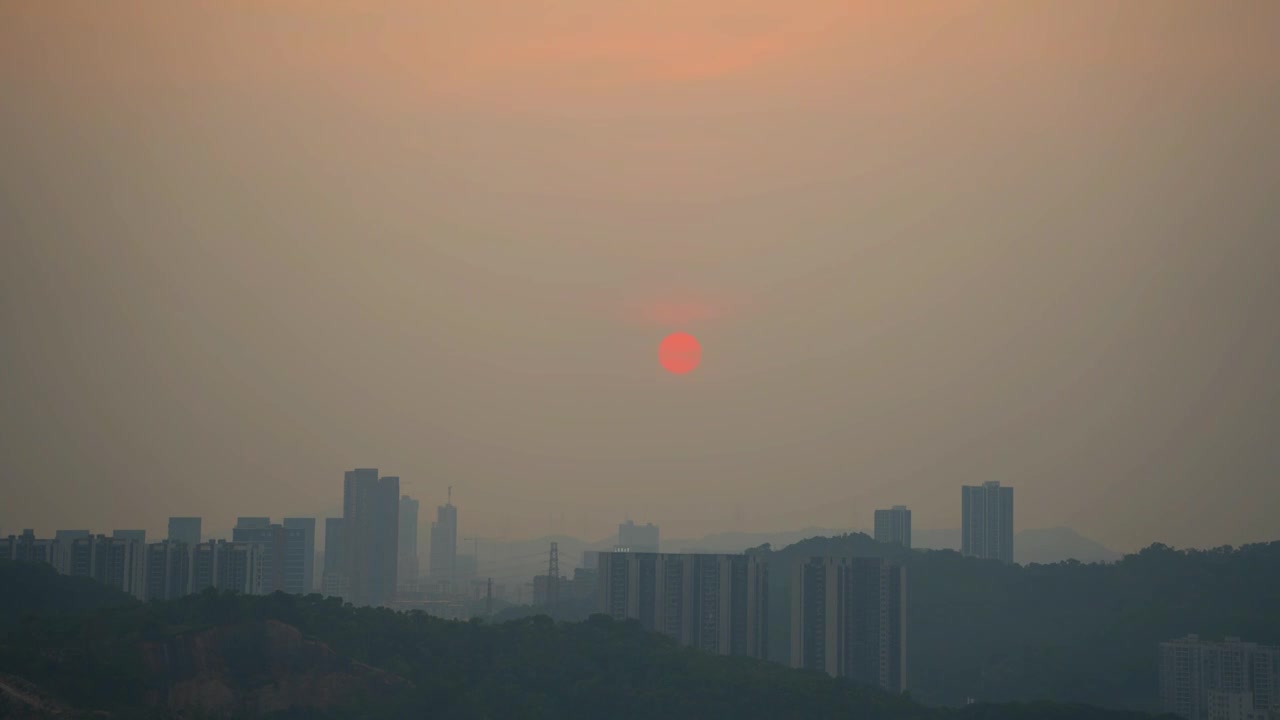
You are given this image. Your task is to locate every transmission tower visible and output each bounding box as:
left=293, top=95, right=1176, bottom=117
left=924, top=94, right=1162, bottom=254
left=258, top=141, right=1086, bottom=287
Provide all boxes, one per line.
left=547, top=541, right=560, bottom=610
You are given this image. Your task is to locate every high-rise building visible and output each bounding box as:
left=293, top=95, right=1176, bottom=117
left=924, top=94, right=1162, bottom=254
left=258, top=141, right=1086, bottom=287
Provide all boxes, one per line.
left=283, top=518, right=316, bottom=593
left=192, top=540, right=265, bottom=595
left=961, top=482, right=1014, bottom=564
left=322, top=517, right=345, bottom=598
left=233, top=522, right=308, bottom=595
left=616, top=521, right=659, bottom=553
left=1160, top=635, right=1280, bottom=720
left=874, top=506, right=912, bottom=549
left=596, top=552, right=768, bottom=659
left=112, top=530, right=146, bottom=544
left=145, top=540, right=191, bottom=601
left=398, top=496, right=420, bottom=586
left=3, top=530, right=65, bottom=570
left=790, top=556, right=907, bottom=694
left=429, top=495, right=458, bottom=584
left=342, top=469, right=400, bottom=606
left=66, top=534, right=145, bottom=598
left=168, top=517, right=202, bottom=546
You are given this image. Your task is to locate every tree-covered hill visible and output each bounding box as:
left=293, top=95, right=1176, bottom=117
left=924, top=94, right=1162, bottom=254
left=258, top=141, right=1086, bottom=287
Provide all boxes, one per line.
left=0, top=561, right=1175, bottom=720
left=749, top=536, right=1280, bottom=710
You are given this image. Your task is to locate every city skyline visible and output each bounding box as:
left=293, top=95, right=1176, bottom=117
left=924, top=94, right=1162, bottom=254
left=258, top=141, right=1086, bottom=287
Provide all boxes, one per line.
left=4, top=2, right=1279, bottom=557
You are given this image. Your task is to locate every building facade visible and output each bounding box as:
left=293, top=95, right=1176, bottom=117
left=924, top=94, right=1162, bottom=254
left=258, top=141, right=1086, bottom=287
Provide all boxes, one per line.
left=322, top=517, right=345, bottom=598
left=232, top=522, right=308, bottom=595
left=961, top=482, right=1014, bottom=564
left=1160, top=635, right=1280, bottom=720
left=145, top=540, right=192, bottom=601
left=167, top=517, right=202, bottom=546
left=790, top=556, right=907, bottom=693
left=874, top=506, right=912, bottom=549
left=616, top=521, right=659, bottom=553
left=398, top=495, right=420, bottom=586
left=429, top=497, right=457, bottom=584
left=596, top=552, right=768, bottom=659
left=283, top=518, right=316, bottom=593
left=342, top=469, right=400, bottom=606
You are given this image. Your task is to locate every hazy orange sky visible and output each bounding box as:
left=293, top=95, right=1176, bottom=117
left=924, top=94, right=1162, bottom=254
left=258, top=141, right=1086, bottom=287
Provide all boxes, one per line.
left=2, top=1, right=1278, bottom=552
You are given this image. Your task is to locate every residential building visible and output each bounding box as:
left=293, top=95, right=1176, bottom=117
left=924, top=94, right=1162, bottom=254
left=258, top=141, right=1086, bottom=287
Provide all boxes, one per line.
left=596, top=552, right=768, bottom=659
left=3, top=530, right=65, bottom=571
left=167, top=517, right=202, bottom=546
left=398, top=496, right=420, bottom=586
left=283, top=518, right=316, bottom=593
left=192, top=539, right=265, bottom=595
left=342, top=469, right=400, bottom=606
left=874, top=506, right=912, bottom=549
left=1160, top=635, right=1280, bottom=720
left=233, top=522, right=307, bottom=595
left=961, top=482, right=1014, bottom=564
left=616, top=521, right=659, bottom=553
left=790, top=556, right=907, bottom=693
left=145, top=540, right=191, bottom=601
left=66, top=534, right=145, bottom=598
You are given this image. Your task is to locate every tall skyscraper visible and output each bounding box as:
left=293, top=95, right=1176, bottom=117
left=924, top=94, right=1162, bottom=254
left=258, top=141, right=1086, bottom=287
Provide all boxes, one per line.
left=233, top=522, right=308, bottom=595
left=168, top=517, right=202, bottom=546
left=322, top=517, right=345, bottom=598
left=429, top=493, right=458, bottom=584
left=874, top=506, right=912, bottom=549
left=791, top=556, right=907, bottom=694
left=1159, top=635, right=1280, bottom=720
left=342, top=469, right=400, bottom=606
left=617, top=521, right=659, bottom=553
left=961, top=482, right=1014, bottom=564
left=398, top=496, right=420, bottom=586
left=283, top=518, right=316, bottom=593
left=596, top=552, right=768, bottom=659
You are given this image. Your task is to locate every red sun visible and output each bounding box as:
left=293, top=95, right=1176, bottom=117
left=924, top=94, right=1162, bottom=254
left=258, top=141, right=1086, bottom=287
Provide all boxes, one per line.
left=659, top=332, right=701, bottom=374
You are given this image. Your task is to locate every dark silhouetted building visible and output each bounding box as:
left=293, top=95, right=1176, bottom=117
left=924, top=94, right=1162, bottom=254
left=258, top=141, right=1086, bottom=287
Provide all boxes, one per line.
left=66, top=534, right=146, bottom=598
left=322, top=517, right=345, bottom=598
left=233, top=522, right=307, bottom=595
left=192, top=540, right=264, bottom=595
left=874, top=506, right=912, bottom=549
left=429, top=496, right=457, bottom=584
left=616, top=521, right=659, bottom=553
left=343, top=469, right=400, bottom=606
left=112, top=529, right=146, bottom=543
left=283, top=517, right=316, bottom=593
left=398, top=495, right=420, bottom=586
left=961, top=482, right=1014, bottom=564
left=791, top=556, right=907, bottom=694
left=167, top=517, right=202, bottom=546
left=145, top=540, right=191, bottom=601
left=596, top=552, right=768, bottom=659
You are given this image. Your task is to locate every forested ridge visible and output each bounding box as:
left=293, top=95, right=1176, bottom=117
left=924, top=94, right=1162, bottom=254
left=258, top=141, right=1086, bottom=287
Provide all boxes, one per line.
left=0, top=559, right=1184, bottom=720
